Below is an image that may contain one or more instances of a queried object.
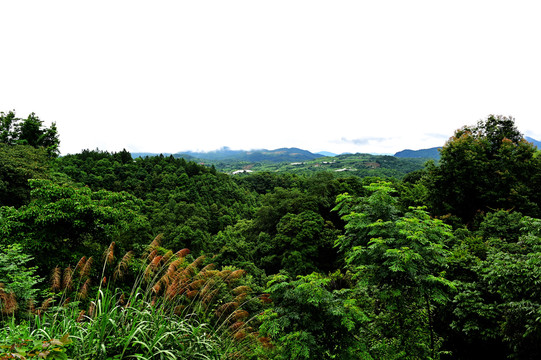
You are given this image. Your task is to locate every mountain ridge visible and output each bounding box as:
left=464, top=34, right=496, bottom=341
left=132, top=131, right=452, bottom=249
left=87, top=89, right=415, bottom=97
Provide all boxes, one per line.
left=131, top=136, right=540, bottom=162
left=394, top=147, right=441, bottom=159
left=132, top=147, right=324, bottom=163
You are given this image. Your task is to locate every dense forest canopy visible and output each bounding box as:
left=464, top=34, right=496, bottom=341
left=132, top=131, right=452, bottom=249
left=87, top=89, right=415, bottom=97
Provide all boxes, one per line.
left=1, top=112, right=540, bottom=359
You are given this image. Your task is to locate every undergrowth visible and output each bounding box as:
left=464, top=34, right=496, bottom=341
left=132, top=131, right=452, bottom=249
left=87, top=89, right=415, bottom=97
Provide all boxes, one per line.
left=0, top=236, right=271, bottom=359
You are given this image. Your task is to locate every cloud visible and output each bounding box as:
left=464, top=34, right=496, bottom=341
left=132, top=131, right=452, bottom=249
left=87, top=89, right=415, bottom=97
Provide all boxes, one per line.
left=425, top=133, right=451, bottom=140
left=336, top=137, right=390, bottom=146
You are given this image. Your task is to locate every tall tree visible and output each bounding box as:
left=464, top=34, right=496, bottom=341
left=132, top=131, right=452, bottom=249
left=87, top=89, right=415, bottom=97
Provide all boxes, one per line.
left=425, top=115, right=540, bottom=224
left=0, top=110, right=60, bottom=156
left=335, top=182, right=455, bottom=358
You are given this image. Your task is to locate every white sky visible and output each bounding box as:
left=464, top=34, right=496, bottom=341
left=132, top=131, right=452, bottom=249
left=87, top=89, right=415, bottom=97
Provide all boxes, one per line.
left=2, top=1, right=541, bottom=155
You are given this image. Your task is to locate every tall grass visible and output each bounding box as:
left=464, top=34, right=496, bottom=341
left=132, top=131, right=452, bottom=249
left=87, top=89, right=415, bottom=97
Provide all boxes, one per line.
left=1, top=237, right=268, bottom=359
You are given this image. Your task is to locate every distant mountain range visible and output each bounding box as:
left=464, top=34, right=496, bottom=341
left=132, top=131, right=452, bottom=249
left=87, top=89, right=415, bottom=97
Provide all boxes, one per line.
left=316, top=151, right=338, bottom=157
left=133, top=147, right=324, bottom=163
left=178, top=147, right=323, bottom=162
left=394, top=147, right=441, bottom=159
left=132, top=136, right=540, bottom=163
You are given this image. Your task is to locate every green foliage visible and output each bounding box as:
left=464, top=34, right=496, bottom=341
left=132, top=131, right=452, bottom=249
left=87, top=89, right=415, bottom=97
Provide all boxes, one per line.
left=1, top=236, right=265, bottom=359
left=54, top=150, right=257, bottom=254
left=396, top=169, right=430, bottom=211
left=274, top=211, right=337, bottom=275
left=4, top=110, right=541, bottom=359
left=425, top=115, right=541, bottom=224
left=205, top=173, right=366, bottom=277
left=0, top=111, right=60, bottom=157
left=0, top=244, right=42, bottom=308
left=334, top=181, right=400, bottom=254
left=252, top=207, right=339, bottom=276
left=0, top=331, right=71, bottom=360
left=0, top=179, right=151, bottom=272
left=448, top=214, right=541, bottom=359
left=0, top=144, right=50, bottom=207
left=477, top=209, right=524, bottom=244
left=259, top=272, right=369, bottom=359
left=233, top=172, right=301, bottom=195
left=336, top=183, right=455, bottom=359
left=1, top=290, right=225, bottom=360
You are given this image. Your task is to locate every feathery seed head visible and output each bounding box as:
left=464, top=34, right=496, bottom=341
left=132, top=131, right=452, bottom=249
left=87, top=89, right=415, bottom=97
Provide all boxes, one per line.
left=81, top=257, right=93, bottom=278
left=104, top=241, right=115, bottom=265
left=175, top=248, right=190, bottom=258
left=51, top=266, right=61, bottom=292
left=63, top=266, right=73, bottom=291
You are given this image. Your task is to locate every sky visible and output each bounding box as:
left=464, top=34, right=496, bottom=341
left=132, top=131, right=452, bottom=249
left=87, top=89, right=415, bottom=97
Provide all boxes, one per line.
left=2, top=1, right=541, bottom=155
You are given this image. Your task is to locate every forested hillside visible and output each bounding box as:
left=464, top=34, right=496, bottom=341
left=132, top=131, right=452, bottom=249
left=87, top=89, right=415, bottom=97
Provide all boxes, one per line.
left=131, top=148, right=428, bottom=178
left=193, top=152, right=427, bottom=178
left=1, top=111, right=541, bottom=359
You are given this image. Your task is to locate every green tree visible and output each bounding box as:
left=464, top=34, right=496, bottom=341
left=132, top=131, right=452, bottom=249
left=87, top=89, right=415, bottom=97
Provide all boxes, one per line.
left=448, top=213, right=541, bottom=359
left=0, top=179, right=151, bottom=272
left=0, top=144, right=50, bottom=207
left=0, top=243, right=42, bottom=307
left=259, top=272, right=369, bottom=360
left=0, top=110, right=17, bottom=144
left=335, top=182, right=455, bottom=358
left=0, top=111, right=60, bottom=156
left=333, top=182, right=399, bottom=254
left=265, top=210, right=338, bottom=275
left=425, top=115, right=540, bottom=224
